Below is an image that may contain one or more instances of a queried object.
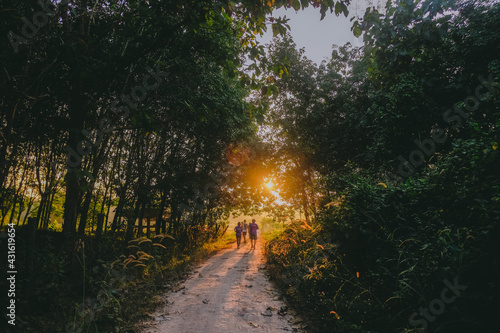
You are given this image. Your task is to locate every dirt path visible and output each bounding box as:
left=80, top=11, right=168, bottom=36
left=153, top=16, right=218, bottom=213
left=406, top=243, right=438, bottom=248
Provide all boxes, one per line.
left=140, top=239, right=301, bottom=333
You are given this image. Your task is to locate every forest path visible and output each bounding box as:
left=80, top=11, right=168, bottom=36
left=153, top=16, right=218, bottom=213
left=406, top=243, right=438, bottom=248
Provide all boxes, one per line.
left=140, top=238, right=301, bottom=333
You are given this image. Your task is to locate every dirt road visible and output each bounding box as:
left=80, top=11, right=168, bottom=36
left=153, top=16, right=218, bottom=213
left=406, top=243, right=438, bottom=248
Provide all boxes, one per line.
left=140, top=239, right=301, bottom=333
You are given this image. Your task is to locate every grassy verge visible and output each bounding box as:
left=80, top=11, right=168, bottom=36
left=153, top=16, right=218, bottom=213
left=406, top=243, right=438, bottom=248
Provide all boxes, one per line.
left=261, top=217, right=287, bottom=242
left=263, top=152, right=500, bottom=333
left=9, top=224, right=236, bottom=333
left=263, top=219, right=343, bottom=333
left=125, top=229, right=237, bottom=332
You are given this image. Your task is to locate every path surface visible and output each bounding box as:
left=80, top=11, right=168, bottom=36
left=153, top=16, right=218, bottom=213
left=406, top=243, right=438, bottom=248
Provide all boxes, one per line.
left=140, top=239, right=301, bottom=333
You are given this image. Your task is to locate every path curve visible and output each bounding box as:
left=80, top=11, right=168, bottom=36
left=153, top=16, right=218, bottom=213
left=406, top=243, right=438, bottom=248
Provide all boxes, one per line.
left=140, top=239, right=301, bottom=333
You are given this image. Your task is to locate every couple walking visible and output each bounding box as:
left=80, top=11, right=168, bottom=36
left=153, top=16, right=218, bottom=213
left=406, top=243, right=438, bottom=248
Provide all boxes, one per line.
left=234, top=219, right=258, bottom=249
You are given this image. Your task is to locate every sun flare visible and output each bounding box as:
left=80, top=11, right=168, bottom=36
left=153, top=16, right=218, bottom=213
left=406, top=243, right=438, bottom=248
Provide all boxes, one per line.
left=265, top=180, right=274, bottom=189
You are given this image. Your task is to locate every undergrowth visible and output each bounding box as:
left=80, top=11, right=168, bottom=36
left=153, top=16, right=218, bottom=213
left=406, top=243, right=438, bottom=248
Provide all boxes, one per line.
left=7, top=222, right=234, bottom=333
left=265, top=134, right=500, bottom=333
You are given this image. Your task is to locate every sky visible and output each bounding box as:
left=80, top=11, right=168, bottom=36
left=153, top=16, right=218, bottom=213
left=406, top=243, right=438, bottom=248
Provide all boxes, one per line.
left=257, top=1, right=384, bottom=65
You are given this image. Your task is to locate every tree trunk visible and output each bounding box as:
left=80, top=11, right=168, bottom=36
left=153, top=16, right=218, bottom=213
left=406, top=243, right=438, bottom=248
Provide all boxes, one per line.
left=42, top=190, right=56, bottom=229
left=96, top=213, right=105, bottom=241
left=125, top=197, right=140, bottom=241
left=112, top=139, right=133, bottom=233
left=23, top=197, right=34, bottom=226
left=63, top=0, right=89, bottom=235
left=36, top=193, right=48, bottom=229
left=9, top=165, right=27, bottom=227
left=146, top=217, right=151, bottom=238
left=104, top=197, right=112, bottom=234
left=137, top=201, right=146, bottom=237
left=78, top=184, right=95, bottom=235
left=63, top=134, right=83, bottom=234
left=0, top=102, right=17, bottom=191
left=91, top=193, right=99, bottom=234
left=26, top=217, right=38, bottom=277
left=157, top=191, right=167, bottom=234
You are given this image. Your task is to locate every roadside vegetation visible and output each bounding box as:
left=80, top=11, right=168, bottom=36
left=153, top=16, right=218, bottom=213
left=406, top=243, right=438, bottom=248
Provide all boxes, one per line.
left=1, top=0, right=498, bottom=332
left=263, top=1, right=500, bottom=332
left=12, top=223, right=234, bottom=332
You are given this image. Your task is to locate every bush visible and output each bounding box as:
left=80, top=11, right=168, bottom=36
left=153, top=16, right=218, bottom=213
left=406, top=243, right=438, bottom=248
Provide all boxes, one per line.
left=266, top=134, right=500, bottom=332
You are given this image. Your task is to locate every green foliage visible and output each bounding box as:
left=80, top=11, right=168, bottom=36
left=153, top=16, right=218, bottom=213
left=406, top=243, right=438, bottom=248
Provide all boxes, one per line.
left=268, top=135, right=500, bottom=331
left=264, top=1, right=500, bottom=332
left=2, top=0, right=499, bottom=332
left=13, top=220, right=235, bottom=332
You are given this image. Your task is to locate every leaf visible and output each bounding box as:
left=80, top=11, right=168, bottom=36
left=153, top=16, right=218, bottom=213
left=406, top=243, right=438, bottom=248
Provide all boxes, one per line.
left=320, top=2, right=328, bottom=20
left=82, top=170, right=94, bottom=181
left=138, top=255, right=153, bottom=261
left=162, top=234, right=175, bottom=240
left=335, top=2, right=343, bottom=15
left=255, top=114, right=265, bottom=124
left=261, top=86, right=268, bottom=95
left=272, top=23, right=279, bottom=37
left=300, top=219, right=312, bottom=229
left=353, top=26, right=362, bottom=37
left=124, top=259, right=142, bottom=268
left=341, top=2, right=349, bottom=17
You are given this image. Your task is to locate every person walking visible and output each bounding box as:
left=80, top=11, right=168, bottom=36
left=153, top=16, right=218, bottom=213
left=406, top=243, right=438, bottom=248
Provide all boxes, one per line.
left=248, top=219, right=259, bottom=250
left=234, top=222, right=243, bottom=249
left=242, top=220, right=248, bottom=243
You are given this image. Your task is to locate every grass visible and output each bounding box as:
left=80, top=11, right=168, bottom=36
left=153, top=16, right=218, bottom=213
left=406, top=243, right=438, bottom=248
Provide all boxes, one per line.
left=199, top=228, right=235, bottom=254
left=261, top=217, right=288, bottom=242
left=123, top=226, right=237, bottom=331
left=10, top=222, right=240, bottom=333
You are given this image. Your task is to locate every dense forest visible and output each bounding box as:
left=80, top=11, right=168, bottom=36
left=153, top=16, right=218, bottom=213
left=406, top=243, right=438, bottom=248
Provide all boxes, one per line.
left=1, top=0, right=499, bottom=332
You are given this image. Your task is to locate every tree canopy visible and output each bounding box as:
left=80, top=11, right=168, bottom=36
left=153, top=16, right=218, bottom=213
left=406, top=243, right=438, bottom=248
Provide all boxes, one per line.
left=1, top=0, right=499, bottom=332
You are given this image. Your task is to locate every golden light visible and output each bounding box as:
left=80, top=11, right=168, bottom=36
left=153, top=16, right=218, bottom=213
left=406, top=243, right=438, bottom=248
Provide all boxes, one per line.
left=265, top=180, right=274, bottom=189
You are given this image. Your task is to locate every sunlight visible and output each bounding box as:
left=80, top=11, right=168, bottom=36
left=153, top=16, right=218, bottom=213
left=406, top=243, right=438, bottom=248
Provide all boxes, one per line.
left=262, top=178, right=289, bottom=206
